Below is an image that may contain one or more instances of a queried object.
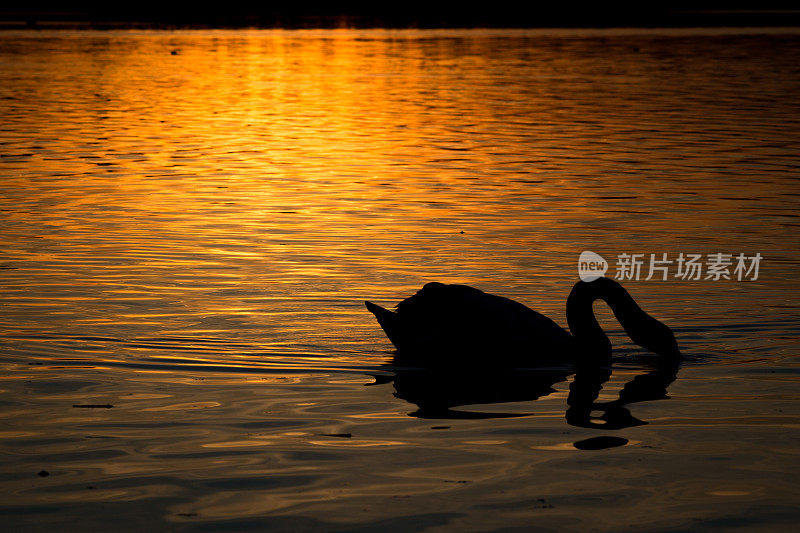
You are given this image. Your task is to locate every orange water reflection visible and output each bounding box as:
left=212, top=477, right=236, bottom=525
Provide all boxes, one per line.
left=1, top=27, right=800, bottom=533
left=1, top=28, right=799, bottom=369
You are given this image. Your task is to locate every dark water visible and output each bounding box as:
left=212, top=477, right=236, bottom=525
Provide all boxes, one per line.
left=1, top=28, right=799, bottom=531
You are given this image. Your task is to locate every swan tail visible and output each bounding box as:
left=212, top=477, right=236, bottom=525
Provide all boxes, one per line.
left=365, top=301, right=403, bottom=348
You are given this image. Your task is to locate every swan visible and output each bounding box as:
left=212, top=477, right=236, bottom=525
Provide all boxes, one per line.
left=365, top=277, right=680, bottom=366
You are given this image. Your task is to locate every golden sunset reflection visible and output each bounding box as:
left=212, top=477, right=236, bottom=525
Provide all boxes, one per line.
left=1, top=27, right=800, bottom=532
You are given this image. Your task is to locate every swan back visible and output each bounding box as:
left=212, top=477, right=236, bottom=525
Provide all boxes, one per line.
left=367, top=282, right=572, bottom=365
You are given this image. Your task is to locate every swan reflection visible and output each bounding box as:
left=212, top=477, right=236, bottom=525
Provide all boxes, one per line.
left=375, top=354, right=679, bottom=429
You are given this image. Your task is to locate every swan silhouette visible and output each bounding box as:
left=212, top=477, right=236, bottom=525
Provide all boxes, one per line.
left=365, top=277, right=680, bottom=366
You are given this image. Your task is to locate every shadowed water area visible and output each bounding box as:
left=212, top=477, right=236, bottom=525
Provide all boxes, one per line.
left=1, top=28, right=799, bottom=531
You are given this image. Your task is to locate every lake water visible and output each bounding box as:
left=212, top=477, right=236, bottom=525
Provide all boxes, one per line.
left=1, top=28, right=799, bottom=531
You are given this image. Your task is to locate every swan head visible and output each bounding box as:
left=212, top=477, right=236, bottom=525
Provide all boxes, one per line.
left=627, top=309, right=681, bottom=358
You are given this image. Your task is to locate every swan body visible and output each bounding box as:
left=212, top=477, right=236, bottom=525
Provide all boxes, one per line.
left=365, top=278, right=680, bottom=366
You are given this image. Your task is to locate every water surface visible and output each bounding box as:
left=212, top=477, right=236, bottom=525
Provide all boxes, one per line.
left=1, top=28, right=799, bottom=531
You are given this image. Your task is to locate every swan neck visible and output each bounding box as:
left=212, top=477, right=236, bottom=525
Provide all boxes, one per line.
left=567, top=277, right=680, bottom=358
left=566, top=285, right=612, bottom=358
left=567, top=278, right=648, bottom=357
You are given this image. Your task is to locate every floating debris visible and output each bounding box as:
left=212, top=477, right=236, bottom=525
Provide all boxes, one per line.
left=536, top=498, right=554, bottom=508
left=573, top=436, right=628, bottom=450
